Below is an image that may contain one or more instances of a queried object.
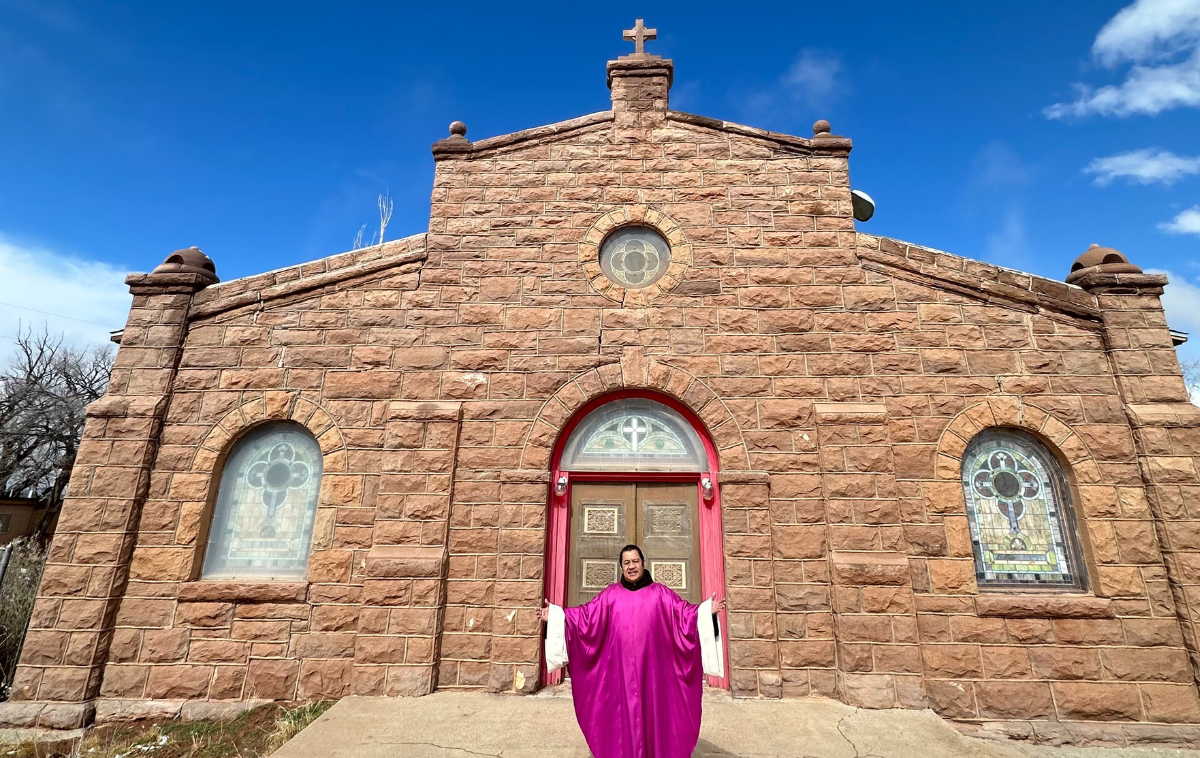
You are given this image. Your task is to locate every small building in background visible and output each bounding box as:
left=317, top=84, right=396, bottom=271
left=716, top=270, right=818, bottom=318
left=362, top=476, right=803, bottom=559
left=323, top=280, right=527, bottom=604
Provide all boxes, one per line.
left=0, top=497, right=40, bottom=545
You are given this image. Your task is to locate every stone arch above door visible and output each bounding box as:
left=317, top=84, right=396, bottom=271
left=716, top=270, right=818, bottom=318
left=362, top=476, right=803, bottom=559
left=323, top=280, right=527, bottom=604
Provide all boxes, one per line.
left=518, top=349, right=750, bottom=472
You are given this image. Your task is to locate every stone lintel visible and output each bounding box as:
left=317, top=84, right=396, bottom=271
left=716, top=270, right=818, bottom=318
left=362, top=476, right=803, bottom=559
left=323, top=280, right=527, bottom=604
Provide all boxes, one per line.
left=814, top=402, right=889, bottom=424
left=365, top=545, right=447, bottom=578
left=1127, top=402, right=1200, bottom=428
left=175, top=581, right=309, bottom=604
left=387, top=401, right=464, bottom=422
left=830, top=551, right=910, bottom=586
left=85, top=395, right=168, bottom=419
left=975, top=594, right=1115, bottom=619
left=499, top=469, right=551, bottom=483
left=718, top=471, right=771, bottom=484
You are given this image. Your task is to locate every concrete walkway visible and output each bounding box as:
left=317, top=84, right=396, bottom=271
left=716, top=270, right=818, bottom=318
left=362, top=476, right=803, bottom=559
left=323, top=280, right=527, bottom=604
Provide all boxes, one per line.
left=271, top=691, right=1200, bottom=758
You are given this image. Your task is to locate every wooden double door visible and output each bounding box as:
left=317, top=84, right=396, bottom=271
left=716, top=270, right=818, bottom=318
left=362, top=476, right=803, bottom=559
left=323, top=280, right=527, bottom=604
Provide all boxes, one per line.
left=567, top=482, right=702, bottom=606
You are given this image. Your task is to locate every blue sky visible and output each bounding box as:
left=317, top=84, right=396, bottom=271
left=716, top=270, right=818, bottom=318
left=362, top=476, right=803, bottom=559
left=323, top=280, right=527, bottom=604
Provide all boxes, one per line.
left=0, top=0, right=1198, bottom=377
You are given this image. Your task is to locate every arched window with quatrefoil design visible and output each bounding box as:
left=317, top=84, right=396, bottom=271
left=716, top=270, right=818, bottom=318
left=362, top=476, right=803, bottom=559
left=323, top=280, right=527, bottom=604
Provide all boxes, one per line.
left=961, top=429, right=1087, bottom=590
left=201, top=423, right=323, bottom=580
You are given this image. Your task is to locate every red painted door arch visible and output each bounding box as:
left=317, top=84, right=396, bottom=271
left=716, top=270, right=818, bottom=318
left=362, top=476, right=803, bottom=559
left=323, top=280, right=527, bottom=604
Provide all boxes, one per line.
left=541, top=389, right=730, bottom=688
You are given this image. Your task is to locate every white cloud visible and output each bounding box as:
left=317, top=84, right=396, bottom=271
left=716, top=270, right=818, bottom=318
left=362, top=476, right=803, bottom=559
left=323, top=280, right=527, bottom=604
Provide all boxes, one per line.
left=1093, top=0, right=1200, bottom=66
left=743, top=49, right=844, bottom=118
left=780, top=50, right=842, bottom=102
left=1159, top=205, right=1200, bottom=235
left=0, top=235, right=130, bottom=357
left=1046, top=0, right=1200, bottom=118
left=1085, top=148, right=1200, bottom=184
left=1152, top=268, right=1200, bottom=334
left=984, top=207, right=1031, bottom=263
left=972, top=142, right=1034, bottom=189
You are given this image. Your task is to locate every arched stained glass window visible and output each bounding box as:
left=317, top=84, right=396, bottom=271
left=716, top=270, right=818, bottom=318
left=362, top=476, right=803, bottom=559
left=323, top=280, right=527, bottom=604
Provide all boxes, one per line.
left=202, top=423, right=323, bottom=580
left=560, top=398, right=707, bottom=472
left=962, top=430, right=1085, bottom=589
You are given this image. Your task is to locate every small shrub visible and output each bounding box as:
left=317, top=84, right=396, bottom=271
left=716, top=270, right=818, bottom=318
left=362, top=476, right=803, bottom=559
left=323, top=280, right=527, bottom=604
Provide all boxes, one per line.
left=265, top=700, right=334, bottom=752
left=0, top=538, right=49, bottom=700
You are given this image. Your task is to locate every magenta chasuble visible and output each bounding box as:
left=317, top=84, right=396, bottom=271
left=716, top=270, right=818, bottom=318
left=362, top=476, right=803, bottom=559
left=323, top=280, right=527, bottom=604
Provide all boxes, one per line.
left=546, top=582, right=723, bottom=758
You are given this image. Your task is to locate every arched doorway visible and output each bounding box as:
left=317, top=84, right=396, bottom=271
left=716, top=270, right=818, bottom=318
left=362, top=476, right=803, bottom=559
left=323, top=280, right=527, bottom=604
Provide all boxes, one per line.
left=542, top=390, right=729, bottom=687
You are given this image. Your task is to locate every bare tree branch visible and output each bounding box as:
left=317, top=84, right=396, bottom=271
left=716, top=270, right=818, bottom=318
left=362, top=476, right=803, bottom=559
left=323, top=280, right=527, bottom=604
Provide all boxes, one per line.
left=378, top=190, right=393, bottom=245
left=1182, top=358, right=1200, bottom=407
left=0, top=324, right=114, bottom=540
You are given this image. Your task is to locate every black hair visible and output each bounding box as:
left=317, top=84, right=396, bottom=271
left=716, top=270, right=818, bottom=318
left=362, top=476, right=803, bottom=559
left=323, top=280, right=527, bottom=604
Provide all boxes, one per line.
left=619, top=544, right=645, bottom=563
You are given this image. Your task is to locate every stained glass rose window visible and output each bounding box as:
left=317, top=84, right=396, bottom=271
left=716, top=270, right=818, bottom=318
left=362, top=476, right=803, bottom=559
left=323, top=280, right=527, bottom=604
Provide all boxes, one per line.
left=599, top=226, right=671, bottom=289
left=961, top=430, right=1085, bottom=589
left=201, top=424, right=323, bottom=580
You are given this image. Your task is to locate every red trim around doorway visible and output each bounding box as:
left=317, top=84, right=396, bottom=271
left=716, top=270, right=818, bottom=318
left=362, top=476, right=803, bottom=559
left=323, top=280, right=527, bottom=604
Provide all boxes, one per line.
left=541, top=389, right=730, bottom=688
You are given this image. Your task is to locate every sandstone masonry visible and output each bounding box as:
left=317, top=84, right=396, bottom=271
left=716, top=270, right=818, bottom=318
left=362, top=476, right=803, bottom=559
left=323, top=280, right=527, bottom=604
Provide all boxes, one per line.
left=2, top=47, right=1199, bottom=748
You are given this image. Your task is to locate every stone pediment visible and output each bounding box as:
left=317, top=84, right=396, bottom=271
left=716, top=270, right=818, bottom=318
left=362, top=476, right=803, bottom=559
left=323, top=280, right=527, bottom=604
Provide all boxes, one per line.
left=186, top=233, right=427, bottom=322
left=430, top=109, right=851, bottom=162
left=855, top=233, right=1103, bottom=323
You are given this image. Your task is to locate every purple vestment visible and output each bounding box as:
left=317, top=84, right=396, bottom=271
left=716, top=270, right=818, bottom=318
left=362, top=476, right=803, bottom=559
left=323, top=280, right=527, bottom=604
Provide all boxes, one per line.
left=563, top=582, right=704, bottom=758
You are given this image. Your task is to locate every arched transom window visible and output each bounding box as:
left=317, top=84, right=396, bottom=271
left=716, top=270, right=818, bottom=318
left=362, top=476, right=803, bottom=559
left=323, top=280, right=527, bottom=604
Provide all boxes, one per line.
left=559, top=398, right=707, bottom=472
left=961, top=429, right=1085, bottom=589
left=202, top=423, right=323, bottom=580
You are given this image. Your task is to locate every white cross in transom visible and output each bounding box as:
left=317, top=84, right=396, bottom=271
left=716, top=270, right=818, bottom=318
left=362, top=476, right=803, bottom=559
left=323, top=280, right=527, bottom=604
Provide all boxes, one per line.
left=622, top=417, right=648, bottom=449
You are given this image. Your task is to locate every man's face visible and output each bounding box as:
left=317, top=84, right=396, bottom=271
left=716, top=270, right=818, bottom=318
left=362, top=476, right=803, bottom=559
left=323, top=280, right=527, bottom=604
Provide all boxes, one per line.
left=621, top=550, right=644, bottom=582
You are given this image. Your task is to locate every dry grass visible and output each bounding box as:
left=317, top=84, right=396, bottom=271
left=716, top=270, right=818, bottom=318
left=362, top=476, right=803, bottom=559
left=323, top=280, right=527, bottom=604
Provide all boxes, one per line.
left=6, top=701, right=333, bottom=758
left=0, top=539, right=49, bottom=699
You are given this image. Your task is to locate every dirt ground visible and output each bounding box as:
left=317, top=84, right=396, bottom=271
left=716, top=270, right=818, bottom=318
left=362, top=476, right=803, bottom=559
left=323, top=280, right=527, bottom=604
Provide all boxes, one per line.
left=2, top=701, right=330, bottom=758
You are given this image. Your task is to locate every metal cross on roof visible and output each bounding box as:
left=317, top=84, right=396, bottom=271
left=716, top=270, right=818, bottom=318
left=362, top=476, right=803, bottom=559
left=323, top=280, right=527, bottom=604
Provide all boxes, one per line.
left=622, top=19, right=657, bottom=55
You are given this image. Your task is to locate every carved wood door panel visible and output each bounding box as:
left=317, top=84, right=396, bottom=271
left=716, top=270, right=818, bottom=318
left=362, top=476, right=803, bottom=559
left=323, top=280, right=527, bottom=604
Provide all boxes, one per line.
left=567, top=482, right=701, bottom=606
left=637, top=482, right=702, bottom=603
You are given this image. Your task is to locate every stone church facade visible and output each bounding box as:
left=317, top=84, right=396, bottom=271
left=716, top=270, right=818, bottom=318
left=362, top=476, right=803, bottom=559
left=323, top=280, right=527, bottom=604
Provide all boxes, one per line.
left=4, top=37, right=1200, bottom=745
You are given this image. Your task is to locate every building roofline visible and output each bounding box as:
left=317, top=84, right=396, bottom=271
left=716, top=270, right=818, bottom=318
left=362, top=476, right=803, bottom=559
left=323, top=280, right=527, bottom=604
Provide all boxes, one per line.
left=855, top=232, right=1102, bottom=323
left=430, top=108, right=853, bottom=160
left=186, top=233, right=428, bottom=322
left=666, top=111, right=852, bottom=154
left=433, top=112, right=615, bottom=159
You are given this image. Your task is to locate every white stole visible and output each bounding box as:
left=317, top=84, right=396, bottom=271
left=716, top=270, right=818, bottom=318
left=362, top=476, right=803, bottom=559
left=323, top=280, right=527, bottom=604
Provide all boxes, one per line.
left=545, top=603, right=568, bottom=672
left=698, top=598, right=725, bottom=678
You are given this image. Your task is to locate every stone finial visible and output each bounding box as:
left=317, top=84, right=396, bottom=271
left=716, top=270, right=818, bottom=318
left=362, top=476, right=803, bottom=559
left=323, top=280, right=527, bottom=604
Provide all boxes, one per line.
left=432, top=120, right=473, bottom=158
left=1065, top=243, right=1165, bottom=295
left=151, top=246, right=219, bottom=284
left=813, top=119, right=831, bottom=136
left=1066, top=243, right=1142, bottom=284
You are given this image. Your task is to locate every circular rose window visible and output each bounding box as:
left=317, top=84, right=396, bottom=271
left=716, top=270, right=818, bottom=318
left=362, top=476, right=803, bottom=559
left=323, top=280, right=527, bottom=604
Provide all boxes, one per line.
left=599, top=226, right=671, bottom=289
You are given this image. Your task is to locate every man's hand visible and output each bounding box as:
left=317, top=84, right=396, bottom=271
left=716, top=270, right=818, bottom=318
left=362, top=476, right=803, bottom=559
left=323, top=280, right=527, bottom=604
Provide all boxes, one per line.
left=537, top=601, right=550, bottom=622
left=709, top=596, right=726, bottom=615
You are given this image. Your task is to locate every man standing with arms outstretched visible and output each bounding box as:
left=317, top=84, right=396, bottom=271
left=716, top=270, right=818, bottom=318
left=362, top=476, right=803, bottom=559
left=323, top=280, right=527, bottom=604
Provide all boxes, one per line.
left=538, top=544, right=726, bottom=758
